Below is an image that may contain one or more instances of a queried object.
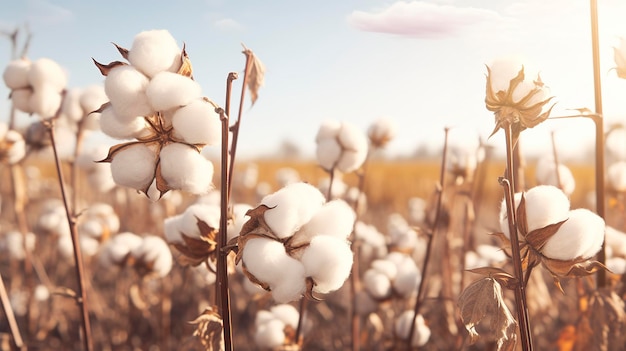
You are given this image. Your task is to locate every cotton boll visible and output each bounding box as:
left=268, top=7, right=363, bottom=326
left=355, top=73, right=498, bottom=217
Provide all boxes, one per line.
left=336, top=122, right=368, bottom=173
left=607, top=162, right=626, bottom=192
left=159, top=143, right=214, bottom=194
left=110, top=143, right=157, bottom=191
left=104, top=65, right=152, bottom=120
left=80, top=236, right=100, bottom=257
left=354, top=221, right=388, bottom=260
left=1, top=231, right=35, bottom=261
left=255, top=310, right=276, bottom=327
left=254, top=319, right=286, bottom=349
left=100, top=232, right=143, bottom=266
left=270, top=304, right=300, bottom=328
left=290, top=199, right=355, bottom=247
left=87, top=166, right=116, bottom=193
left=163, top=214, right=184, bottom=244
left=371, top=259, right=398, bottom=280
left=79, top=220, right=104, bottom=239
left=99, top=106, right=150, bottom=140
left=465, top=251, right=487, bottom=270
left=128, top=29, right=181, bottom=78
left=261, top=182, right=326, bottom=239
left=79, top=85, right=108, bottom=115
left=408, top=197, right=427, bottom=224
left=368, top=117, right=396, bottom=148
left=605, top=226, right=626, bottom=257
left=11, top=89, right=34, bottom=114
left=315, top=120, right=341, bottom=141
left=270, top=275, right=306, bottom=303
left=131, top=236, right=173, bottom=277
left=34, top=285, right=50, bottom=302
left=316, top=138, right=342, bottom=171
left=30, top=84, right=63, bottom=118
left=300, top=235, right=353, bottom=294
left=179, top=203, right=220, bottom=239
left=607, top=257, right=626, bottom=275
left=387, top=252, right=420, bottom=297
left=171, top=99, right=222, bottom=145
left=363, top=269, right=392, bottom=299
left=61, top=88, right=84, bottom=122
left=228, top=203, right=252, bottom=241
left=275, top=167, right=301, bottom=188
left=535, top=157, right=576, bottom=196
left=542, top=208, right=605, bottom=260
left=476, top=244, right=506, bottom=265
left=28, top=58, right=67, bottom=92
left=3, top=59, right=31, bottom=89
left=395, top=311, right=431, bottom=347
left=524, top=185, right=571, bottom=233
left=146, top=72, right=201, bottom=111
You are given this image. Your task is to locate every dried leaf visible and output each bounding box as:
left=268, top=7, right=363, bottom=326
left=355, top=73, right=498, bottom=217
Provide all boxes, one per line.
left=458, top=277, right=518, bottom=350
left=304, top=277, right=322, bottom=301
left=466, top=267, right=518, bottom=290
left=177, top=44, right=193, bottom=78
left=190, top=306, right=224, bottom=351
left=574, top=289, right=626, bottom=351
left=173, top=233, right=217, bottom=267
left=154, top=159, right=169, bottom=198
left=112, top=42, right=129, bottom=60
left=243, top=46, right=265, bottom=106
left=516, top=194, right=527, bottom=236
left=97, top=141, right=144, bottom=163
left=525, top=219, right=567, bottom=251
left=92, top=58, right=126, bottom=76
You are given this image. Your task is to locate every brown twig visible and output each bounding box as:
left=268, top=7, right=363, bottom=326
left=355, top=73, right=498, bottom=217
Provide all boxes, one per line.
left=549, top=131, right=563, bottom=191
left=0, top=272, right=25, bottom=350
left=407, top=126, right=450, bottom=348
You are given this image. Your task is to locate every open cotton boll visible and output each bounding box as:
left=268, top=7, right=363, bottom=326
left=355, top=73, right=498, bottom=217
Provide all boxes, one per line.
left=270, top=304, right=300, bottom=328
left=3, top=59, right=31, bottom=89
left=146, top=72, right=201, bottom=111
left=607, top=162, right=626, bottom=192
left=87, top=166, right=116, bottom=193
left=270, top=274, right=306, bottom=303
left=363, top=269, right=392, bottom=299
left=535, top=157, right=576, bottom=196
left=337, top=148, right=368, bottom=174
left=605, top=226, right=626, bottom=257
left=315, top=120, right=341, bottom=141
left=128, top=29, right=181, bottom=78
left=105, top=232, right=143, bottom=264
left=275, top=167, right=301, bottom=188
left=254, top=319, right=286, bottom=349
left=336, top=122, right=368, bottom=173
left=255, top=310, right=276, bottom=327
left=78, top=220, right=104, bottom=239
left=316, top=138, right=342, bottom=171
left=228, top=203, right=252, bottom=240
left=61, top=88, right=84, bottom=122
left=524, top=185, right=570, bottom=233
left=163, top=214, right=184, bottom=244
left=541, top=208, right=605, bottom=260
left=11, top=89, right=34, bottom=114
left=171, top=99, right=222, bottom=145
left=371, top=259, right=398, bottom=280
left=159, top=143, right=214, bottom=194
left=487, top=56, right=526, bottom=94
left=179, top=203, right=220, bottom=239
left=395, top=311, right=431, bottom=347
left=1, top=231, right=35, bottom=261
left=99, top=106, right=150, bottom=140
left=131, top=236, right=173, bottom=277
left=465, top=251, right=487, bottom=270
left=30, top=85, right=63, bottom=118
left=300, top=235, right=353, bottom=294
left=290, top=199, right=355, bottom=247
left=28, top=58, right=67, bottom=92
left=110, top=143, right=157, bottom=191
left=261, top=182, right=326, bottom=239
left=79, top=85, right=108, bottom=115
left=387, top=252, right=420, bottom=296
left=607, top=257, right=626, bottom=274
left=368, top=117, right=396, bottom=148
left=104, top=65, right=152, bottom=120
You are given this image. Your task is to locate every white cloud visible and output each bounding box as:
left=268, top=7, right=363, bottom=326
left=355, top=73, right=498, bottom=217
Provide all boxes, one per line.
left=213, top=18, right=245, bottom=32
left=347, top=1, right=504, bottom=39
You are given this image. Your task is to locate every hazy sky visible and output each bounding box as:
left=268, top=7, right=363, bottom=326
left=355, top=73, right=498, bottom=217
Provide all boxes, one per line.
left=2, top=0, right=626, bottom=159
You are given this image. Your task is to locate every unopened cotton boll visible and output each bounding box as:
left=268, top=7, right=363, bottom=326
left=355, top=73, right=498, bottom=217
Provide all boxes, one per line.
left=171, top=99, right=222, bottom=145
left=159, top=143, right=214, bottom=194
left=146, top=72, right=201, bottom=111
left=104, top=65, right=152, bottom=120
left=363, top=269, right=392, bottom=299
left=99, top=106, right=150, bottom=140
left=395, top=311, right=431, bottom=347
left=290, top=199, right=355, bottom=247
left=254, top=319, right=286, bottom=349
left=28, top=58, right=67, bottom=92
left=128, top=29, right=181, bottom=78
left=30, top=84, right=63, bottom=118
left=301, top=235, right=353, bottom=294
left=110, top=143, right=157, bottom=191
left=261, top=182, right=326, bottom=239
left=179, top=203, right=220, bottom=239
left=541, top=208, right=605, bottom=261
left=3, top=59, right=31, bottom=89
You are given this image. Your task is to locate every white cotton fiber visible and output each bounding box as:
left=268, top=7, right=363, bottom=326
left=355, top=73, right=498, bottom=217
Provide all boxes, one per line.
left=363, top=269, right=392, bottom=299
left=255, top=310, right=275, bottom=327
left=146, top=71, right=201, bottom=111
left=475, top=244, right=506, bottom=264
left=87, top=166, right=116, bottom=193
left=159, top=142, right=214, bottom=194
left=315, top=120, right=341, bottom=141
left=270, top=273, right=306, bottom=303
left=30, top=85, right=62, bottom=118
left=171, top=99, right=222, bottom=145
left=163, top=214, right=184, bottom=244
left=99, top=106, right=150, bottom=140
left=61, top=88, right=84, bottom=122
left=131, top=235, right=173, bottom=277
left=78, top=220, right=103, bottom=239
left=523, top=185, right=570, bottom=233
left=337, top=149, right=367, bottom=174
left=11, top=89, right=33, bottom=114
left=128, top=29, right=182, bottom=78
left=535, top=157, right=576, bottom=196
left=110, top=143, right=157, bottom=191
left=290, top=199, right=355, bottom=246
left=336, top=122, right=368, bottom=173
left=300, top=235, right=353, bottom=294
left=79, top=85, right=108, bottom=115
left=607, top=257, right=626, bottom=275
left=261, top=182, right=326, bottom=239
left=2, top=231, right=35, bottom=261
left=371, top=259, right=398, bottom=280
left=28, top=58, right=67, bottom=92
left=316, top=138, right=342, bottom=171
left=387, top=252, right=420, bottom=297
left=487, top=57, right=525, bottom=95
left=179, top=203, right=220, bottom=239
left=254, top=319, right=285, bottom=349
left=104, top=65, right=152, bottom=120
left=270, top=304, right=300, bottom=328
left=367, top=117, right=396, bottom=147
left=228, top=203, right=252, bottom=241
left=542, top=208, right=605, bottom=260
left=3, top=59, right=31, bottom=89
left=395, top=311, right=431, bottom=347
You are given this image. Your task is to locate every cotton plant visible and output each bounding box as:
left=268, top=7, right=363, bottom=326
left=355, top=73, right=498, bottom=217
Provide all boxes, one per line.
left=58, top=203, right=120, bottom=258
left=362, top=252, right=421, bottom=300
left=99, top=232, right=173, bottom=278
left=254, top=304, right=305, bottom=350
left=534, top=156, right=576, bottom=196
left=92, top=29, right=221, bottom=198
left=0, top=122, right=26, bottom=164
left=233, top=182, right=355, bottom=303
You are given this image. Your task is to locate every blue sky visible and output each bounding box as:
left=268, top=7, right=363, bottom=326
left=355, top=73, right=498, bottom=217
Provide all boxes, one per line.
left=2, top=0, right=626, bottom=159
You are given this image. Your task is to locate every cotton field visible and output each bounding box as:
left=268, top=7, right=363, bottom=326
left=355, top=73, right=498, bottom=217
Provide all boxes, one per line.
left=1, top=17, right=626, bottom=351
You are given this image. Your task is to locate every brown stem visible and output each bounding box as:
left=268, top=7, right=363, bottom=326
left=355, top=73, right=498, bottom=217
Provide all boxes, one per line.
left=407, top=127, right=450, bottom=348
left=0, top=272, right=25, bottom=350
left=294, top=297, right=307, bottom=347
left=549, top=131, right=563, bottom=191
left=72, top=123, right=87, bottom=213
left=502, top=123, right=533, bottom=351
left=216, top=107, right=233, bottom=351
left=227, top=50, right=253, bottom=201
left=45, top=118, right=94, bottom=351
